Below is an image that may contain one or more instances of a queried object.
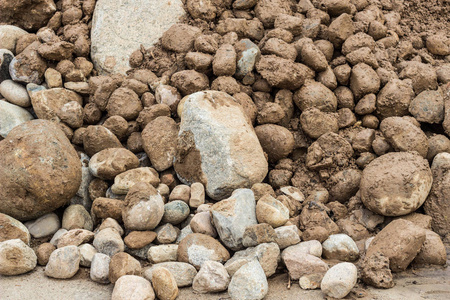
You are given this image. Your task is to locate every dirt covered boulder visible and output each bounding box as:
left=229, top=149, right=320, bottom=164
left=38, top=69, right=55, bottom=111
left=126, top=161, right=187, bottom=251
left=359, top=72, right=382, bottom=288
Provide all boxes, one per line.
left=174, top=91, right=268, bottom=200
left=360, top=152, right=432, bottom=217
left=0, top=120, right=81, bottom=221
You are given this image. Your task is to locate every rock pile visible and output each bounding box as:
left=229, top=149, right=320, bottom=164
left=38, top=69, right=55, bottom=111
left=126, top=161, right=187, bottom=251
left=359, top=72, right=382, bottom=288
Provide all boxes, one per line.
left=0, top=0, right=449, bottom=299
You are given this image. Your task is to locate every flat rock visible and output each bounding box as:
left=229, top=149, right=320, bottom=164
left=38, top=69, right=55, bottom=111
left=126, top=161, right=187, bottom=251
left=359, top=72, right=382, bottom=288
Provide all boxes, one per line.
left=174, top=91, right=268, bottom=200
left=228, top=259, right=268, bottom=300
left=0, top=213, right=30, bottom=244
left=0, top=120, right=81, bottom=221
left=144, top=262, right=197, bottom=287
left=45, top=245, right=81, bottom=279
left=0, top=239, right=37, bottom=275
left=57, top=229, right=94, bottom=248
left=0, top=100, right=33, bottom=138
left=91, top=0, right=185, bottom=75
left=25, top=213, right=60, bottom=239
left=211, top=189, right=258, bottom=250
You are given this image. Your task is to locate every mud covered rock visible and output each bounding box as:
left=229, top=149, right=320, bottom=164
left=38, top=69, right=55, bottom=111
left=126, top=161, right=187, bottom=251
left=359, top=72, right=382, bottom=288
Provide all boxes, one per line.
left=0, top=120, right=81, bottom=221
left=0, top=0, right=56, bottom=31
left=175, top=91, right=267, bottom=200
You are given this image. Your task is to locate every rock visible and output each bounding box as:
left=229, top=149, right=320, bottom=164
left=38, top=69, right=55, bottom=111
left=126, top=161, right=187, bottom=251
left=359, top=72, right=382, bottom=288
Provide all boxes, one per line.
left=224, top=242, right=280, bottom=277
left=322, top=234, right=359, bottom=261
left=49, top=228, right=67, bottom=246
left=213, top=43, right=237, bottom=76
left=124, top=231, right=157, bottom=249
left=360, top=251, right=394, bottom=289
left=0, top=239, right=37, bottom=275
left=192, top=260, right=230, bottom=293
left=256, top=194, right=290, bottom=228
left=299, top=273, right=323, bottom=290
left=189, top=182, right=205, bottom=208
left=109, top=252, right=141, bottom=283
left=162, top=200, right=190, bottom=225
left=62, top=205, right=93, bottom=231
left=90, top=253, right=111, bottom=283
left=93, top=228, right=125, bottom=257
left=0, top=49, right=14, bottom=82
left=91, top=0, right=185, bottom=74
left=9, top=42, right=47, bottom=84
left=91, top=198, right=125, bottom=222
left=144, top=262, right=197, bottom=287
left=175, top=91, right=267, bottom=200
left=112, top=275, right=155, bottom=300
left=89, top=148, right=139, bottom=180
left=282, top=242, right=328, bottom=279
left=57, top=229, right=94, bottom=248
left=413, top=229, right=447, bottom=265
left=162, top=24, right=201, bottom=53
left=242, top=223, right=276, bottom=248
left=36, top=242, right=55, bottom=266
left=0, top=0, right=56, bottom=31
left=366, top=219, right=426, bottom=272
left=424, top=153, right=450, bottom=235
left=376, top=79, right=415, bottom=117
left=321, top=262, right=358, bottom=299
left=190, top=211, right=217, bottom=237
left=235, top=39, right=261, bottom=78
left=210, top=189, right=257, bottom=250
left=360, top=152, right=432, bottom=216
left=73, top=153, right=93, bottom=210
left=98, top=218, right=124, bottom=236
left=399, top=61, right=437, bottom=94
left=409, top=90, right=444, bottom=124
left=106, top=87, right=143, bottom=121
left=151, top=267, right=179, bottom=300
left=111, top=167, right=160, bottom=195
left=122, top=182, right=164, bottom=231
left=0, top=213, right=30, bottom=244
left=350, top=63, right=380, bottom=99
left=228, top=259, right=268, bottom=300
left=27, top=85, right=83, bottom=122
left=0, top=100, right=33, bottom=138
left=45, top=245, right=81, bottom=279
left=177, top=233, right=230, bottom=269
left=0, top=25, right=27, bottom=54
left=426, top=34, right=450, bottom=56
left=0, top=120, right=81, bottom=221
left=142, top=116, right=178, bottom=172
left=82, top=125, right=123, bottom=157
left=255, top=124, right=295, bottom=163
left=300, top=108, right=339, bottom=139
left=274, top=225, right=301, bottom=249
left=171, top=70, right=209, bottom=96
left=0, top=80, right=30, bottom=107
left=147, top=244, right=178, bottom=264
left=216, top=18, right=264, bottom=41
left=155, top=224, right=179, bottom=244
left=256, top=55, right=312, bottom=90
left=25, top=213, right=60, bottom=239
left=79, top=243, right=97, bottom=267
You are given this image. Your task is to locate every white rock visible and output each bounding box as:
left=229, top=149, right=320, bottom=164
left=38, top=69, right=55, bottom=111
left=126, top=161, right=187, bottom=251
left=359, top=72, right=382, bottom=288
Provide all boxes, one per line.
left=283, top=240, right=323, bottom=258
left=274, top=225, right=301, bottom=249
left=0, top=100, right=33, bottom=137
left=322, top=234, right=360, bottom=261
left=228, top=259, right=268, bottom=300
left=90, top=253, right=111, bottom=284
left=147, top=244, right=178, bottom=263
left=25, top=212, right=60, bottom=239
left=175, top=91, right=268, bottom=200
left=50, top=228, right=68, bottom=246
left=0, top=80, right=30, bottom=107
left=79, top=243, right=97, bottom=267
left=144, top=262, right=197, bottom=287
left=112, top=275, right=155, bottom=300
left=321, top=262, right=358, bottom=299
left=0, top=239, right=37, bottom=275
left=91, top=0, right=185, bottom=75
left=0, top=25, right=28, bottom=54
left=45, top=245, right=81, bottom=279
left=193, top=260, right=230, bottom=293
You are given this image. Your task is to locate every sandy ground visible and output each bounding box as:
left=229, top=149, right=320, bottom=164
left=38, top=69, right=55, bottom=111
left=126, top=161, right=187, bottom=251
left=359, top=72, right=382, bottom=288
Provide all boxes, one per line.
left=1, top=255, right=449, bottom=300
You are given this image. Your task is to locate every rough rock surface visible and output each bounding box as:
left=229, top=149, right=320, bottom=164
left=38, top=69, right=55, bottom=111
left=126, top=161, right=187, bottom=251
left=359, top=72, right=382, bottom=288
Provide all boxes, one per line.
left=174, top=91, right=268, bottom=200
left=91, top=0, right=185, bottom=74
left=0, top=239, right=37, bottom=275
left=0, top=120, right=81, bottom=221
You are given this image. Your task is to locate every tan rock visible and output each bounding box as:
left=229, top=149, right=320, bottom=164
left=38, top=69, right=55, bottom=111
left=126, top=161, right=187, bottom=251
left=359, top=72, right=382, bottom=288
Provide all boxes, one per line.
left=151, top=267, right=179, bottom=300
left=109, top=252, right=142, bottom=283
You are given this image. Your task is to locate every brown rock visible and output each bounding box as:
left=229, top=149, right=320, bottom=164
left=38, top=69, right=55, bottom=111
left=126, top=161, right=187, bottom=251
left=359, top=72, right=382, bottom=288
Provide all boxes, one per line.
left=89, top=148, right=139, bottom=180
left=161, top=24, right=201, bottom=53
left=242, top=223, right=276, bottom=248
left=106, top=88, right=143, bottom=121
left=9, top=41, right=47, bottom=84
left=36, top=242, right=56, bottom=266
left=57, top=229, right=94, bottom=248
left=360, top=251, right=394, bottom=288
left=0, top=213, right=30, bottom=244
left=171, top=70, right=209, bottom=96
left=0, top=0, right=56, bottom=31
left=124, top=231, right=157, bottom=249
left=152, top=267, right=179, bottom=300
left=109, top=252, right=142, bottom=283
left=177, top=233, right=230, bottom=269
left=82, top=125, right=123, bottom=157
left=91, top=198, right=125, bottom=222
left=255, top=124, right=295, bottom=163
left=413, top=230, right=447, bottom=265
left=366, top=219, right=426, bottom=272
left=0, top=120, right=81, bottom=221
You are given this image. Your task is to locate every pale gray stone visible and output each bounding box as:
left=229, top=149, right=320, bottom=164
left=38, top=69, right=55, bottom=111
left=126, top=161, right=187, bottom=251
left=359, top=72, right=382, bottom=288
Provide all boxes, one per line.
left=228, top=259, right=268, bottom=300
left=193, top=261, right=230, bottom=293
left=25, top=213, right=60, bottom=239
left=0, top=100, right=33, bottom=138
left=91, top=0, right=185, bottom=75
left=322, top=234, right=359, bottom=261
left=79, top=243, right=97, bottom=267
left=45, top=245, right=81, bottom=279
left=50, top=228, right=68, bottom=246
left=144, top=262, right=197, bottom=287
left=321, top=262, right=358, bottom=299
left=0, top=80, right=30, bottom=107
left=93, top=228, right=125, bottom=257
left=112, top=275, right=155, bottom=300
left=90, top=253, right=111, bottom=284
left=274, top=225, right=301, bottom=249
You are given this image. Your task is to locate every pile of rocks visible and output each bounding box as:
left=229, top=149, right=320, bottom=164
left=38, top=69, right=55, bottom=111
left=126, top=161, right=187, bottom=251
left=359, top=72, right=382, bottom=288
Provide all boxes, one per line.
left=1, top=0, right=450, bottom=300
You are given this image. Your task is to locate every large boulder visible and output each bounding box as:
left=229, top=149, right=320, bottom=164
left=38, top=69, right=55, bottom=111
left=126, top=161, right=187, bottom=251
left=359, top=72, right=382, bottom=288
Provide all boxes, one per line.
left=0, top=120, right=81, bottom=221
left=174, top=91, right=268, bottom=200
left=360, top=152, right=432, bottom=217
left=91, top=0, right=185, bottom=74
